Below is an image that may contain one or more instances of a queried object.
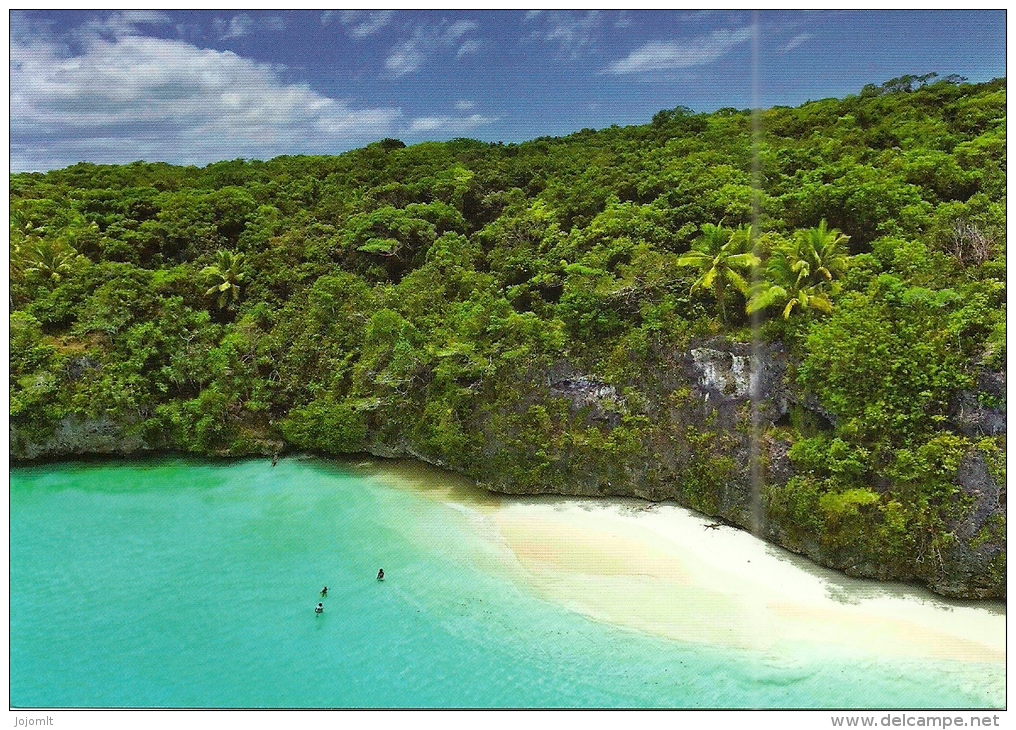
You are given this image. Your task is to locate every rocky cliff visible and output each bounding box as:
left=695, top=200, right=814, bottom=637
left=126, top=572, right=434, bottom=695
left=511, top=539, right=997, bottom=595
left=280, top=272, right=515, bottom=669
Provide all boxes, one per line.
left=351, top=336, right=1003, bottom=599
left=11, top=416, right=148, bottom=460
left=11, top=337, right=1005, bottom=599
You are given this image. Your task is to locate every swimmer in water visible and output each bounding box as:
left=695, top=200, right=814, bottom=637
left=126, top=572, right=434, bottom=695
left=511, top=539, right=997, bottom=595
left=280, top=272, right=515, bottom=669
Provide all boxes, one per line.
left=315, top=603, right=323, bottom=615
left=376, top=568, right=385, bottom=581
left=320, top=586, right=328, bottom=597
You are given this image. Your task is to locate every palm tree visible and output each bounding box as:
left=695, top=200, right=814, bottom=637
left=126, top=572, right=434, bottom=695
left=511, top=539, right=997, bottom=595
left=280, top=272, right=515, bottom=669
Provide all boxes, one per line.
left=747, top=220, right=849, bottom=319
left=677, top=223, right=760, bottom=322
left=202, top=251, right=246, bottom=309
left=796, top=219, right=850, bottom=284
left=10, top=240, right=27, bottom=309
left=748, top=277, right=834, bottom=319
left=23, top=240, right=79, bottom=285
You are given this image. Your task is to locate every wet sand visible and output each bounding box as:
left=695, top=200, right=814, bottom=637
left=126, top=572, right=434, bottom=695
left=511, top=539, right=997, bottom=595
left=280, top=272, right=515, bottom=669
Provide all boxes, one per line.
left=372, top=460, right=1005, bottom=668
left=486, top=499, right=1005, bottom=666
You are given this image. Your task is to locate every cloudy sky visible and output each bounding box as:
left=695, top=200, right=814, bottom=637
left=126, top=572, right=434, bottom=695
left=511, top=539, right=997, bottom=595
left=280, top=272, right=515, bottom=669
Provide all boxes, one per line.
left=10, top=10, right=1006, bottom=172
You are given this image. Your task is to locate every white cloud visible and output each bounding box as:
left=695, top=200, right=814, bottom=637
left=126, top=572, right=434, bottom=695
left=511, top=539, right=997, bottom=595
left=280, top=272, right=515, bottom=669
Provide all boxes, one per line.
left=445, top=20, right=478, bottom=42
left=780, top=33, right=814, bottom=53
left=74, top=10, right=174, bottom=41
left=527, top=11, right=602, bottom=60
left=455, top=100, right=476, bottom=111
left=215, top=14, right=255, bottom=40
left=10, top=27, right=402, bottom=170
left=408, top=113, right=495, bottom=135
left=328, top=10, right=395, bottom=39
left=383, top=20, right=480, bottom=78
left=606, top=27, right=754, bottom=75
left=457, top=40, right=481, bottom=58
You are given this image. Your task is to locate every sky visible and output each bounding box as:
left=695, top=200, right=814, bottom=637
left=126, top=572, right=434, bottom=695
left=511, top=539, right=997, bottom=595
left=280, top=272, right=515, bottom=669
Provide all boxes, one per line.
left=9, top=9, right=1007, bottom=172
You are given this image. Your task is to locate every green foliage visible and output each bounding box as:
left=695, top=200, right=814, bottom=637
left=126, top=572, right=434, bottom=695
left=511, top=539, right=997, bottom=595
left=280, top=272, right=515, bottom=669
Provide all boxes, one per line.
left=677, top=223, right=758, bottom=323
left=764, top=476, right=825, bottom=534
left=799, top=277, right=975, bottom=450
left=158, top=386, right=235, bottom=453
left=280, top=398, right=368, bottom=454
left=10, top=312, right=65, bottom=443
left=10, top=312, right=57, bottom=376
left=22, top=239, right=85, bottom=286
left=7, top=78, right=1007, bottom=592
left=977, top=436, right=1006, bottom=487
left=748, top=220, right=849, bottom=319
left=788, top=436, right=869, bottom=481
left=819, top=488, right=880, bottom=522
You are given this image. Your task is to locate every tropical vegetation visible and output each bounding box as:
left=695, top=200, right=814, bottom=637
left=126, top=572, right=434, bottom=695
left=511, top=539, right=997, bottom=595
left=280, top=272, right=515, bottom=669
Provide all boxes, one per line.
left=10, top=74, right=1006, bottom=595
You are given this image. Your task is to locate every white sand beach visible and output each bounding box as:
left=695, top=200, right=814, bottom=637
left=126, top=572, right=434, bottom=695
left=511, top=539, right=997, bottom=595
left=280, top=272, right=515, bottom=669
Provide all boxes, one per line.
left=374, top=462, right=1004, bottom=669
left=480, top=498, right=1005, bottom=666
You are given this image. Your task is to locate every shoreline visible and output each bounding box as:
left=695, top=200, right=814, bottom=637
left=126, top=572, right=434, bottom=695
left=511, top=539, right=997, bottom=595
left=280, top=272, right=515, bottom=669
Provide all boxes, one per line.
left=11, top=455, right=1006, bottom=709
left=363, top=457, right=1005, bottom=672
left=14, top=452, right=1008, bottom=665
left=427, top=490, right=1006, bottom=667
left=12, top=450, right=1004, bottom=602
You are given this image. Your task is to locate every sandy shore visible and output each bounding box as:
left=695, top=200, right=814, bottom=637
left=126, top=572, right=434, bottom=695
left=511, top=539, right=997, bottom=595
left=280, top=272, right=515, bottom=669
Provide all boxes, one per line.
left=465, top=498, right=1006, bottom=667
left=371, top=461, right=1004, bottom=670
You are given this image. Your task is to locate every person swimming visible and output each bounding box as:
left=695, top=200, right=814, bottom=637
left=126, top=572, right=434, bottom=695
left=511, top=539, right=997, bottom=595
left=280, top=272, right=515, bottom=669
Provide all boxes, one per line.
left=320, top=586, right=328, bottom=597
left=315, top=603, right=323, bottom=614
left=376, top=568, right=384, bottom=581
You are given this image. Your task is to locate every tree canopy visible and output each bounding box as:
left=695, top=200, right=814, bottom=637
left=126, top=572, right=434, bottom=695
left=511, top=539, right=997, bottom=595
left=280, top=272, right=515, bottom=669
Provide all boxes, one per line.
left=10, top=75, right=1007, bottom=594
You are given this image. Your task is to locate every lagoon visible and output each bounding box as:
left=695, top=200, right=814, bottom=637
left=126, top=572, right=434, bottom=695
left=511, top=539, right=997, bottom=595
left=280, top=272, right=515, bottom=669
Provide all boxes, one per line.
left=9, top=458, right=1005, bottom=708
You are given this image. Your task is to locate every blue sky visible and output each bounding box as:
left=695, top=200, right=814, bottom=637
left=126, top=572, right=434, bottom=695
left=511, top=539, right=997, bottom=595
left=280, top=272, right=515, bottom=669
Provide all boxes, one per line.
left=10, top=10, right=1007, bottom=172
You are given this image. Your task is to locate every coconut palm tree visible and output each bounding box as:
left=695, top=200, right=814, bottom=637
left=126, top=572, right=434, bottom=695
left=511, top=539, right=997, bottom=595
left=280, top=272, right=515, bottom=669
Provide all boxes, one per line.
left=201, top=251, right=246, bottom=309
left=748, top=277, right=834, bottom=319
left=796, top=219, right=851, bottom=284
left=677, top=223, right=760, bottom=322
left=747, top=221, right=849, bottom=319
left=23, top=239, right=79, bottom=285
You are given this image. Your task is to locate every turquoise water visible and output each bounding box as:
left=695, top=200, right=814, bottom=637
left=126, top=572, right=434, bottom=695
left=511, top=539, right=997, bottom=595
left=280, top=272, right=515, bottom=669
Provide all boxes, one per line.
left=10, top=458, right=1003, bottom=708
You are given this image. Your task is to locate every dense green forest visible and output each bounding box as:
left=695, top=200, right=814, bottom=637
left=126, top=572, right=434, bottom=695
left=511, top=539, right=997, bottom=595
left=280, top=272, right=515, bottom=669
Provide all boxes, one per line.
left=10, top=75, right=1006, bottom=597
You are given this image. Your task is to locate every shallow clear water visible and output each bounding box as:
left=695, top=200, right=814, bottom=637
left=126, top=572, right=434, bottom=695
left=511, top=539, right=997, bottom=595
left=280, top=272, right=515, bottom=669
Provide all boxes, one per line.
left=9, top=458, right=1003, bottom=708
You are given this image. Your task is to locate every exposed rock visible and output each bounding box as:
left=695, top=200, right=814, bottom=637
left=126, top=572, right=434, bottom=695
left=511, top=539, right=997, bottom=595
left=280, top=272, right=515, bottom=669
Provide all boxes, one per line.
left=978, top=369, right=1006, bottom=400
left=690, top=347, right=754, bottom=398
left=367, top=440, right=453, bottom=472
left=11, top=417, right=148, bottom=461
left=550, top=375, right=619, bottom=405
left=930, top=450, right=1006, bottom=598
left=795, top=393, right=837, bottom=429
left=952, top=370, right=1006, bottom=437
left=549, top=375, right=623, bottom=425
left=763, top=435, right=794, bottom=486
left=684, top=338, right=789, bottom=425
left=66, top=356, right=101, bottom=381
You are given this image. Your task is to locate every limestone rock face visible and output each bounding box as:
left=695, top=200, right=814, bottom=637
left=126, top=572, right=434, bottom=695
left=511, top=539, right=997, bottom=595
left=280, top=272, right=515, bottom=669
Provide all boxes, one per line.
left=931, top=450, right=1006, bottom=599
left=953, top=370, right=1006, bottom=437
left=11, top=335, right=1005, bottom=599
left=549, top=375, right=623, bottom=426
left=685, top=338, right=789, bottom=425
left=11, top=417, right=148, bottom=461
left=690, top=347, right=754, bottom=398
